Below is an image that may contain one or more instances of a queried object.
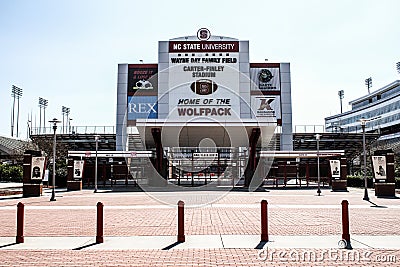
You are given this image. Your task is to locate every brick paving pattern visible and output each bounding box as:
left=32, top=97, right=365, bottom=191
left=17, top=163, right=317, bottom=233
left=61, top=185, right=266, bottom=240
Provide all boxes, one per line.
left=1, top=206, right=399, bottom=237
left=0, top=187, right=399, bottom=266
left=0, top=249, right=399, bottom=266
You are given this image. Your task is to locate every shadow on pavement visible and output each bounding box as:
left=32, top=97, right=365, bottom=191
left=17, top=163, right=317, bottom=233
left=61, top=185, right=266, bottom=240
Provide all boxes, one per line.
left=162, top=241, right=182, bottom=250
left=0, top=243, right=17, bottom=249
left=0, top=196, right=24, bottom=201
left=376, top=195, right=400, bottom=199
left=72, top=242, right=98, bottom=250
left=254, top=241, right=268, bottom=249
left=367, top=200, right=387, bottom=208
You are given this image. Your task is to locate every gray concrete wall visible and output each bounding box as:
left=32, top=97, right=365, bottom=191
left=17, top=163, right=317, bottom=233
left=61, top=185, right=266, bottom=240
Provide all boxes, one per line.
left=157, top=41, right=169, bottom=119
left=116, top=64, right=128, bottom=151
left=280, top=63, right=293, bottom=150
left=239, top=41, right=251, bottom=119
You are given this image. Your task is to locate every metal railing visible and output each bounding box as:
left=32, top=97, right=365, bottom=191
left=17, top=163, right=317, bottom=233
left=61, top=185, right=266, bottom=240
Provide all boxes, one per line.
left=30, top=124, right=380, bottom=135
left=294, top=125, right=325, bottom=133
left=30, top=126, right=116, bottom=135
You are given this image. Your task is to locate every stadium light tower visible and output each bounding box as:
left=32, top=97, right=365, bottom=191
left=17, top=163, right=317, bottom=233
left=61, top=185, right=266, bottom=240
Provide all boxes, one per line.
left=365, top=77, right=372, bottom=94
left=61, top=106, right=70, bottom=133
left=11, top=85, right=23, bottom=137
left=69, top=118, right=73, bottom=133
left=338, top=90, right=344, bottom=113
left=38, top=98, right=48, bottom=134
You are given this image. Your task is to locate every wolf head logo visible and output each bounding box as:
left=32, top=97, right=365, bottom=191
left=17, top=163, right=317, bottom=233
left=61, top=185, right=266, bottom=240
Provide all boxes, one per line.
left=258, top=69, right=273, bottom=83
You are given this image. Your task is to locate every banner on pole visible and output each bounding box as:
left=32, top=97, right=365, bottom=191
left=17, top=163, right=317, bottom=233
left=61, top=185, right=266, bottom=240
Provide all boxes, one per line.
left=31, top=157, right=46, bottom=180
left=73, top=160, right=85, bottom=179
left=329, top=160, right=341, bottom=179
left=372, top=156, right=386, bottom=180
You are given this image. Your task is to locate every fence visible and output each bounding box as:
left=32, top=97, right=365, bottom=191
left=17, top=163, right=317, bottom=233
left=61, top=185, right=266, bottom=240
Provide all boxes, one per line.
left=31, top=126, right=116, bottom=135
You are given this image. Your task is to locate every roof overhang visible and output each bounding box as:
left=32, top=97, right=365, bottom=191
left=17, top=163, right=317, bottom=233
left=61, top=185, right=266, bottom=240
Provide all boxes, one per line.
left=260, top=150, right=345, bottom=158
left=135, top=119, right=277, bottom=148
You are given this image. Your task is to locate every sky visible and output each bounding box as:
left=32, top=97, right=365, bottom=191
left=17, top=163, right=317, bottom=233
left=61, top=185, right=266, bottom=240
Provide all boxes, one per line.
left=1, top=0, right=399, bottom=139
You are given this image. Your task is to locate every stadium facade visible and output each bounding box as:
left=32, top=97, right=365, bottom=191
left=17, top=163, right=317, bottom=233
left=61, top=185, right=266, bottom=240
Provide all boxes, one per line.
left=116, top=29, right=293, bottom=152
left=113, top=29, right=297, bottom=187
left=325, top=80, right=400, bottom=136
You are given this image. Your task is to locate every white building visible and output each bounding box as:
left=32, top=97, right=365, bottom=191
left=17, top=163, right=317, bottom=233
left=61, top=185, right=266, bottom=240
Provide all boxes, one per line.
left=325, top=80, right=400, bottom=136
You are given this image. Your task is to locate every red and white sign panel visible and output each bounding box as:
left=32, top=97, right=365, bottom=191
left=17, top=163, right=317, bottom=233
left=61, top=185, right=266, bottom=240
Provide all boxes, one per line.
left=169, top=41, right=239, bottom=53
left=168, top=41, right=240, bottom=121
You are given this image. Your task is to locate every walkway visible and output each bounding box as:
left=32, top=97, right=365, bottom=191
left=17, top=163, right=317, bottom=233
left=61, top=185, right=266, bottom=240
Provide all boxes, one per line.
left=0, top=187, right=399, bottom=266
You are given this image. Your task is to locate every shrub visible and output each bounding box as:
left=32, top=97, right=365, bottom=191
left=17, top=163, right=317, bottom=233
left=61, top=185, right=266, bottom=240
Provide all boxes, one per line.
left=348, top=175, right=400, bottom=189
left=0, top=164, right=23, bottom=183
left=347, top=175, right=373, bottom=188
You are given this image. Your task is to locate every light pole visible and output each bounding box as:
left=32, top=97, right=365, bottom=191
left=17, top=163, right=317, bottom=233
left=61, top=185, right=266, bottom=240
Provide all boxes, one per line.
left=365, top=77, right=372, bottom=94
left=49, top=118, right=61, bottom=201
left=11, top=85, right=23, bottom=137
left=94, top=135, right=100, bottom=193
left=39, top=98, right=48, bottom=134
left=61, top=106, right=70, bottom=134
left=360, top=118, right=369, bottom=201
left=338, top=90, right=344, bottom=113
left=69, top=118, right=73, bottom=133
left=27, top=118, right=31, bottom=139
left=315, top=134, right=321, bottom=196
left=396, top=62, right=400, bottom=75
left=62, top=106, right=66, bottom=133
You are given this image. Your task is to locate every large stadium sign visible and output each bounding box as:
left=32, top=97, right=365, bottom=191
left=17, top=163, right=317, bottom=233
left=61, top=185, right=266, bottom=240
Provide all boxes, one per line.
left=167, top=39, right=240, bottom=121
left=115, top=29, right=294, bottom=204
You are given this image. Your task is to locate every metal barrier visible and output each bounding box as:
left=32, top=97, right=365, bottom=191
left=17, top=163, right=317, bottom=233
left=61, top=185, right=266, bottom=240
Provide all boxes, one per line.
left=13, top=200, right=353, bottom=249
left=16, top=202, right=24, bottom=244
left=341, top=200, right=351, bottom=249
left=96, top=202, right=104, bottom=243
left=177, top=200, right=185, bottom=242
left=261, top=200, right=268, bottom=242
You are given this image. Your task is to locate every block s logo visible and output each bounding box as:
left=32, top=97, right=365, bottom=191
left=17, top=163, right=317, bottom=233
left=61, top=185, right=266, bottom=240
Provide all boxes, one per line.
left=197, top=28, right=211, bottom=40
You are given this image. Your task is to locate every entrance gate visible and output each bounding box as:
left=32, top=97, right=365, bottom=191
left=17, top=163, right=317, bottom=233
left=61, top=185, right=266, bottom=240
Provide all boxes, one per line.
left=68, top=150, right=154, bottom=187
left=260, top=150, right=346, bottom=189
left=68, top=149, right=346, bottom=190
left=166, top=147, right=248, bottom=186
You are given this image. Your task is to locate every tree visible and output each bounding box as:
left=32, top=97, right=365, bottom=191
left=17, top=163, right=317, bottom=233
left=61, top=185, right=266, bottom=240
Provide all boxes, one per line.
left=31, top=136, right=69, bottom=181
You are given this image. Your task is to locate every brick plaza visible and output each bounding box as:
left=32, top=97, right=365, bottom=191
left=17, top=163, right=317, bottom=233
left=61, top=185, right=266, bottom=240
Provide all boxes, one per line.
left=0, top=187, right=399, bottom=266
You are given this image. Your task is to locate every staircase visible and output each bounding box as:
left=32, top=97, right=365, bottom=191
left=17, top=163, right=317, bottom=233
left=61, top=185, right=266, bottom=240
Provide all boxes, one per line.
left=127, top=133, right=151, bottom=184
left=374, top=134, right=400, bottom=154
left=128, top=133, right=146, bottom=151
